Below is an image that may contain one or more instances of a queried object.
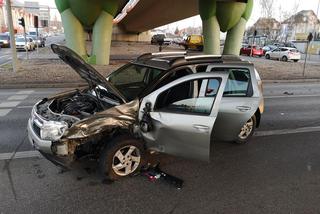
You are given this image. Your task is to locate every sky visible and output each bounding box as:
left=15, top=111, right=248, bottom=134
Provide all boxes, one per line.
left=17, top=0, right=320, bottom=29
left=161, top=0, right=320, bottom=31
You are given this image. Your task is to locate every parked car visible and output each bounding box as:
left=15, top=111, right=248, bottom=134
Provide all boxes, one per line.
left=181, top=34, right=203, bottom=51
left=28, top=44, right=264, bottom=180
left=0, top=33, right=10, bottom=48
left=15, top=37, right=35, bottom=51
left=240, top=45, right=264, bottom=57
left=262, top=45, right=277, bottom=54
left=151, top=34, right=165, bottom=45
left=29, top=35, right=46, bottom=47
left=265, top=47, right=301, bottom=62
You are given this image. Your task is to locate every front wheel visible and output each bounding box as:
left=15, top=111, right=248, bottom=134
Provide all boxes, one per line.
left=265, top=54, right=270, bottom=59
left=235, top=115, right=256, bottom=144
left=99, top=136, right=144, bottom=180
left=282, top=56, right=288, bottom=62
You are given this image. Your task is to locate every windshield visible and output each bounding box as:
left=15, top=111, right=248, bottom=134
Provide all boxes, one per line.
left=16, top=37, right=25, bottom=42
left=0, top=35, right=8, bottom=40
left=108, top=64, right=164, bottom=101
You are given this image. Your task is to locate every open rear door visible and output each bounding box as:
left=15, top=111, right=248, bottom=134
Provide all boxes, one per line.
left=139, top=72, right=228, bottom=161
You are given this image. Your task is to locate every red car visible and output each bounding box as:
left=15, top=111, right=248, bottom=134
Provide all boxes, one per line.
left=240, top=45, right=264, bottom=57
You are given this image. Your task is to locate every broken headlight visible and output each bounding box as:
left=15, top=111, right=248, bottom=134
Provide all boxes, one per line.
left=40, top=121, right=68, bottom=141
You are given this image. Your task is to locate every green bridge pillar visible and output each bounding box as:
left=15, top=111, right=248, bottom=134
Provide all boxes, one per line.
left=55, top=0, right=118, bottom=65
left=199, top=0, right=253, bottom=55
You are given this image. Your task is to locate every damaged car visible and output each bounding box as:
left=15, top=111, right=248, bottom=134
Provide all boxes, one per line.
left=28, top=44, right=264, bottom=180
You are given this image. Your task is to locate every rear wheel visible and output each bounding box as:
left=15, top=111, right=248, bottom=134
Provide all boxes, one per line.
left=293, top=59, right=299, bottom=62
left=282, top=56, right=288, bottom=62
left=235, top=115, right=256, bottom=144
left=99, top=136, right=144, bottom=180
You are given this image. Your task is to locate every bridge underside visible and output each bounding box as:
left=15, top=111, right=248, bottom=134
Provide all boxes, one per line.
left=118, top=0, right=199, bottom=33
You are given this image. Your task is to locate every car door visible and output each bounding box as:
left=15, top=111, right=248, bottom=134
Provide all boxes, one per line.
left=139, top=72, right=228, bottom=161
left=273, top=48, right=281, bottom=59
left=208, top=65, right=261, bottom=141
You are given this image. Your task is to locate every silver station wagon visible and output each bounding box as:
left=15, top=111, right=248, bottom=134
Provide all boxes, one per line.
left=28, top=45, right=264, bottom=180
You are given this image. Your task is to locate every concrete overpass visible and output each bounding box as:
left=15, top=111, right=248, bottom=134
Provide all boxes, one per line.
left=117, top=0, right=199, bottom=33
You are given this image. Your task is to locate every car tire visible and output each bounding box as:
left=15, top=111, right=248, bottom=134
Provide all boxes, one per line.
left=282, top=56, right=288, bottom=62
left=293, top=59, right=298, bottom=62
left=99, top=136, right=145, bottom=181
left=265, top=54, right=270, bottom=59
left=235, top=115, right=256, bottom=144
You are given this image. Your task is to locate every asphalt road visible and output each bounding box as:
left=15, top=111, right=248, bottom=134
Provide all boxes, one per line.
left=0, top=83, right=320, bottom=213
left=0, top=35, right=64, bottom=65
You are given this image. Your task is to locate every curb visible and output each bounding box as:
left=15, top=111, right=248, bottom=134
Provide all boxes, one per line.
left=263, top=79, right=320, bottom=83
left=1, top=78, right=320, bottom=89
left=0, top=83, right=86, bottom=89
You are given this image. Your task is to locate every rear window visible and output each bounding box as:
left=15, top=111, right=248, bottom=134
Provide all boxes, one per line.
left=211, top=68, right=251, bottom=97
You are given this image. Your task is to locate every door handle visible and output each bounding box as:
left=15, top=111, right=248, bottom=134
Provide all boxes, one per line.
left=193, top=124, right=209, bottom=132
left=236, top=106, right=251, bottom=112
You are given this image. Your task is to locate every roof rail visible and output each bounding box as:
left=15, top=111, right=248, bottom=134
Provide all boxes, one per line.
left=151, top=51, right=187, bottom=56
left=184, top=55, right=222, bottom=60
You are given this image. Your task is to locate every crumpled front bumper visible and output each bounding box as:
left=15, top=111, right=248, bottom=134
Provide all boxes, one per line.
left=27, top=118, right=73, bottom=168
left=27, top=118, right=53, bottom=154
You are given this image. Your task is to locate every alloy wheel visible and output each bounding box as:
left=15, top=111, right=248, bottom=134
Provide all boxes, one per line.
left=238, top=118, right=254, bottom=140
left=112, top=145, right=141, bottom=176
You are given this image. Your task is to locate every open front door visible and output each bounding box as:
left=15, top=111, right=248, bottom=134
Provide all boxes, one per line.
left=139, top=72, right=228, bottom=161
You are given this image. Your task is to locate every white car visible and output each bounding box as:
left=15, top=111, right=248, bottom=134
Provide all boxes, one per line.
left=15, top=37, right=35, bottom=51
left=265, top=47, right=301, bottom=62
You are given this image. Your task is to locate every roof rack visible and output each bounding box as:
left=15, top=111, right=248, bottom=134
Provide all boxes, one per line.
left=151, top=51, right=187, bottom=56
left=184, top=55, right=222, bottom=60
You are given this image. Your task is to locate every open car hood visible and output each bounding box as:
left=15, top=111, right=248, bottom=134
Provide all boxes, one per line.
left=51, top=44, right=127, bottom=103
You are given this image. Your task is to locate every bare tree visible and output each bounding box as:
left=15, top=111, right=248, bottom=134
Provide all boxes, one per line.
left=278, top=0, right=301, bottom=41
left=259, top=0, right=275, bottom=18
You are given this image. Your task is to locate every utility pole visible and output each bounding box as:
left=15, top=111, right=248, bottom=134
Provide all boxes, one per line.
left=5, top=0, right=18, bottom=72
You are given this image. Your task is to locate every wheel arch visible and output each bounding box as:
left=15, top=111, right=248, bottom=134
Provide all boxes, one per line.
left=254, top=108, right=261, bottom=128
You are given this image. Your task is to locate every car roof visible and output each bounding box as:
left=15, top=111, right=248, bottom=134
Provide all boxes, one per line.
left=132, top=52, right=252, bottom=70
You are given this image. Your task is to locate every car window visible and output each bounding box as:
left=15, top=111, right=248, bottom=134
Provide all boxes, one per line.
left=108, top=64, right=163, bottom=101
left=273, top=48, right=280, bottom=52
left=153, top=68, right=192, bottom=91
left=212, top=68, right=251, bottom=97
left=196, top=65, right=208, bottom=73
left=155, top=78, right=221, bottom=115
left=281, top=48, right=287, bottom=52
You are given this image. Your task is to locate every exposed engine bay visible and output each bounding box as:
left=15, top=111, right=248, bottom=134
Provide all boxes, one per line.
left=36, top=89, right=115, bottom=127
left=51, top=92, right=103, bottom=119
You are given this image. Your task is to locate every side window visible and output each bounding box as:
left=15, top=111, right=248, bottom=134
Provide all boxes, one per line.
left=155, top=78, right=221, bottom=115
left=196, top=65, right=208, bottom=73
left=153, top=68, right=192, bottom=91
left=212, top=68, right=251, bottom=97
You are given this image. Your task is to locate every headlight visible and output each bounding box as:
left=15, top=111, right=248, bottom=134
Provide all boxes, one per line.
left=40, top=121, right=68, bottom=141
left=3, top=41, right=8, bottom=44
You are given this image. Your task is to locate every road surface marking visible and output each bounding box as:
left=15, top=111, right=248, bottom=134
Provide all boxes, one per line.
left=16, top=90, right=34, bottom=95
left=255, top=126, right=320, bottom=137
left=17, top=105, right=33, bottom=109
left=0, top=109, right=12, bottom=117
left=0, top=54, right=10, bottom=59
left=7, top=95, right=28, bottom=100
left=0, top=126, right=319, bottom=161
left=265, top=94, right=320, bottom=99
left=0, top=101, right=21, bottom=108
left=0, top=151, right=41, bottom=161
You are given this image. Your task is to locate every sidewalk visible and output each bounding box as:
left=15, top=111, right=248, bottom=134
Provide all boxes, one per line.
left=1, top=42, right=320, bottom=88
